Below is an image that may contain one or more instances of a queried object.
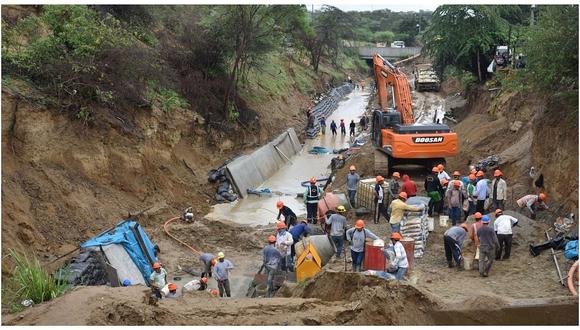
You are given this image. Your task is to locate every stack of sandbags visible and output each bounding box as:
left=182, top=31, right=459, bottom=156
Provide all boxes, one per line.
left=401, top=196, right=431, bottom=258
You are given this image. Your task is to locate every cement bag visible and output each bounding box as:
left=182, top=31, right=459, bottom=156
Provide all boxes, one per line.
left=407, top=196, right=430, bottom=206
left=161, top=284, right=170, bottom=296
left=403, top=218, right=422, bottom=226
left=402, top=224, right=422, bottom=230
left=383, top=246, right=397, bottom=272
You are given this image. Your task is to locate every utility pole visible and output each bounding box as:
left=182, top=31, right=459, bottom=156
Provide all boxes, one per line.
left=530, top=5, right=535, bottom=25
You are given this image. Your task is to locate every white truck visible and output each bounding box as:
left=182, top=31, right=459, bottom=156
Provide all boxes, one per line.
left=390, top=41, right=405, bottom=48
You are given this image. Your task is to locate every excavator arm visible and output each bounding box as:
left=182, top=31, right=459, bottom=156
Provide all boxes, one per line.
left=373, top=54, right=414, bottom=125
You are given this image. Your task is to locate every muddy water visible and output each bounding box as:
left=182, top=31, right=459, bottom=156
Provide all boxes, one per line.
left=205, top=88, right=370, bottom=226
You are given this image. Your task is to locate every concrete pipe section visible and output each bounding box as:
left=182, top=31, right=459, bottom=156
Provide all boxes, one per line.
left=205, top=88, right=370, bottom=226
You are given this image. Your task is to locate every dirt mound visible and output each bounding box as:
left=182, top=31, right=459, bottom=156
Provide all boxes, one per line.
left=283, top=271, right=442, bottom=325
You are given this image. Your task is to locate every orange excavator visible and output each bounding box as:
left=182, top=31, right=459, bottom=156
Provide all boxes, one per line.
left=371, top=53, right=458, bottom=175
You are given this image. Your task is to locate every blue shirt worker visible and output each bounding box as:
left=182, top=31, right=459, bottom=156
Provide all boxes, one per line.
left=346, top=220, right=379, bottom=272
left=212, top=252, right=234, bottom=297
left=443, top=223, right=469, bottom=270
left=199, top=252, right=217, bottom=278
left=326, top=206, right=348, bottom=258
left=262, top=235, right=282, bottom=297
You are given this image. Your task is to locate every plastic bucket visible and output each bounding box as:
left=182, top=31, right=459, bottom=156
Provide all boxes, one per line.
left=294, top=235, right=336, bottom=266
left=427, top=217, right=435, bottom=231
left=439, top=215, right=449, bottom=227
left=463, top=257, right=473, bottom=270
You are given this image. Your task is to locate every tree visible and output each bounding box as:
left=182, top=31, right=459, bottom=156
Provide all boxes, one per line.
left=524, top=5, right=578, bottom=90
left=423, top=5, right=506, bottom=81
left=373, top=30, right=395, bottom=44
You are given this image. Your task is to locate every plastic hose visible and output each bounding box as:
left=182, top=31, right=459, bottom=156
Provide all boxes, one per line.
left=163, top=216, right=201, bottom=256
left=568, top=260, right=578, bottom=296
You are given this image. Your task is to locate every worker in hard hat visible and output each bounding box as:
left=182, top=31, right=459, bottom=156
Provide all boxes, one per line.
left=346, top=220, right=379, bottom=272
left=289, top=219, right=309, bottom=262
left=389, top=192, right=424, bottom=233
left=182, top=277, right=209, bottom=293
left=388, top=172, right=401, bottom=199
left=493, top=209, right=518, bottom=261
left=468, top=212, right=484, bottom=266
left=425, top=167, right=442, bottom=217
left=275, top=222, right=294, bottom=272
left=319, top=116, right=326, bottom=135
left=373, top=176, right=389, bottom=224
left=346, top=165, right=360, bottom=207
left=379, top=232, right=408, bottom=280
left=349, top=119, right=356, bottom=137
left=477, top=215, right=499, bottom=277
left=330, top=120, right=337, bottom=136
left=443, top=223, right=469, bottom=271
left=304, top=177, right=323, bottom=224
left=464, top=174, right=477, bottom=220
left=517, top=193, right=548, bottom=219
left=326, top=205, right=348, bottom=258
left=276, top=201, right=297, bottom=228
left=262, top=235, right=282, bottom=297
left=149, top=262, right=167, bottom=299
left=164, top=283, right=178, bottom=298
left=491, top=170, right=507, bottom=212
left=199, top=252, right=217, bottom=278
left=473, top=171, right=488, bottom=214
left=437, top=164, right=451, bottom=182
left=447, top=171, right=465, bottom=194
left=212, top=252, right=234, bottom=297
left=446, top=181, right=465, bottom=226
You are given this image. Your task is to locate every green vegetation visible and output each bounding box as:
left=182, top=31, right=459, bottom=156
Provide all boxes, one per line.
left=4, top=249, right=69, bottom=311
left=423, top=4, right=578, bottom=101
left=348, top=9, right=431, bottom=46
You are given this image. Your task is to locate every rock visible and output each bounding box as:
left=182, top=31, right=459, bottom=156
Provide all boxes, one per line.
left=426, top=279, right=432, bottom=283
left=510, top=121, right=523, bottom=132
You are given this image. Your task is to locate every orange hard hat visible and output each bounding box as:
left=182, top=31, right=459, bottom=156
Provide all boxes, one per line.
left=268, top=235, right=276, bottom=243
left=349, top=165, right=356, bottom=171
left=276, top=201, right=284, bottom=209
left=468, top=174, right=476, bottom=180
left=474, top=212, right=483, bottom=219
left=437, top=164, right=444, bottom=170
left=494, top=169, right=502, bottom=177
left=431, top=167, right=439, bottom=173
left=390, top=232, right=402, bottom=240
left=453, top=171, right=461, bottom=176
left=476, top=171, right=484, bottom=177
left=453, top=181, right=461, bottom=187
left=392, top=172, right=401, bottom=178
left=152, top=262, right=161, bottom=269
left=539, top=193, right=546, bottom=201
left=460, top=223, right=469, bottom=231
left=210, top=289, right=219, bottom=297
left=276, top=221, right=287, bottom=230
left=399, top=192, right=408, bottom=199
left=201, top=277, right=209, bottom=284
left=168, top=283, right=177, bottom=291
left=376, top=176, right=384, bottom=183
left=494, top=209, right=503, bottom=215
left=309, top=177, right=317, bottom=184
left=355, top=219, right=365, bottom=229
left=440, top=179, right=449, bottom=185
left=211, top=258, right=218, bottom=266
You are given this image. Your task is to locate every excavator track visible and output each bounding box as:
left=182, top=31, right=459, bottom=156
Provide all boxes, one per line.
left=374, top=149, right=391, bottom=177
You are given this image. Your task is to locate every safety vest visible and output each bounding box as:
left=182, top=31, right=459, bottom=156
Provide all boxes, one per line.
left=306, top=185, right=320, bottom=202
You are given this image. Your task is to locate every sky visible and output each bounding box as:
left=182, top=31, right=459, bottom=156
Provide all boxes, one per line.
left=333, top=3, right=440, bottom=12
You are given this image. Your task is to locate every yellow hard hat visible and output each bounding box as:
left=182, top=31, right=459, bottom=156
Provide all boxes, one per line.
left=337, top=205, right=346, bottom=213
left=218, top=252, right=225, bottom=259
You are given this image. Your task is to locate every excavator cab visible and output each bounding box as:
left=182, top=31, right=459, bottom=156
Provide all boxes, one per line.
left=371, top=110, right=401, bottom=147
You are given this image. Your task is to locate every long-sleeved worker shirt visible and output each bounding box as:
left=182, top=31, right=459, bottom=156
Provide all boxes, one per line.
left=424, top=174, right=441, bottom=193
left=346, top=228, right=379, bottom=252
left=389, top=179, right=400, bottom=198
left=200, top=253, right=216, bottom=267
left=494, top=214, right=518, bottom=235
left=446, top=188, right=464, bottom=208
left=289, top=223, right=309, bottom=242
left=277, top=205, right=296, bottom=220
left=444, top=226, right=467, bottom=246
left=389, top=199, right=423, bottom=224
left=326, top=213, right=347, bottom=237
left=437, top=171, right=451, bottom=182
left=474, top=179, right=489, bottom=201
left=491, top=178, right=507, bottom=201
left=276, top=230, right=294, bottom=256
left=347, top=173, right=360, bottom=191
left=392, top=241, right=409, bottom=268
left=212, top=259, right=234, bottom=281
left=477, top=225, right=500, bottom=249
left=375, top=184, right=385, bottom=203
left=263, top=245, right=282, bottom=269
left=304, top=185, right=323, bottom=204
left=401, top=176, right=417, bottom=196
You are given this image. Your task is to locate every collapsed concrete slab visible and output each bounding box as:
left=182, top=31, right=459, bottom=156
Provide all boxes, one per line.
left=226, top=128, right=301, bottom=198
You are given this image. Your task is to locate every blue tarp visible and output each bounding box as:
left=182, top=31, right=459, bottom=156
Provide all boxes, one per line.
left=81, top=220, right=157, bottom=284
